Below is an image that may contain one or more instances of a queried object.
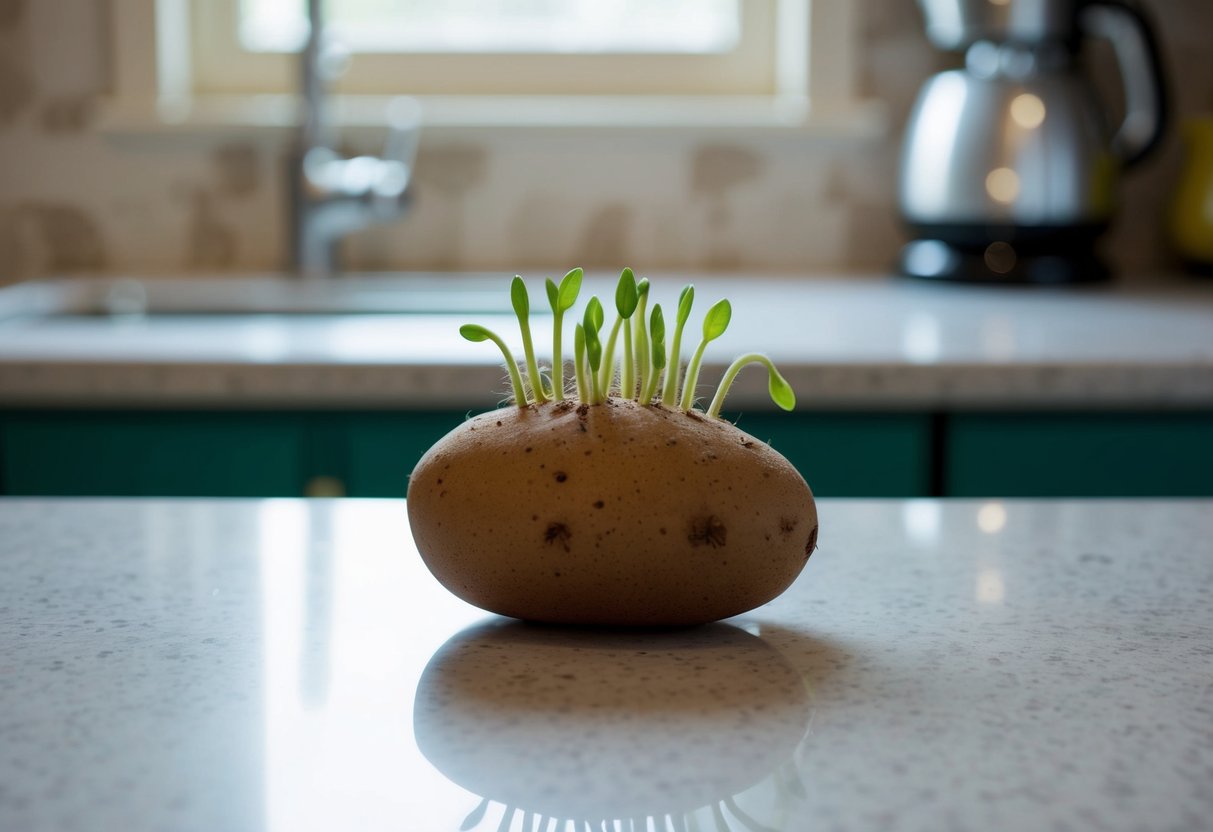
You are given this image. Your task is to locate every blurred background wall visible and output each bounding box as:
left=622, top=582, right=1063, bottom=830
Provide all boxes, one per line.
left=0, top=0, right=1210, bottom=281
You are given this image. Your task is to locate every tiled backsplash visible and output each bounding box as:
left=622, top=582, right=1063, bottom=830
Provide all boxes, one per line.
left=0, top=0, right=1210, bottom=281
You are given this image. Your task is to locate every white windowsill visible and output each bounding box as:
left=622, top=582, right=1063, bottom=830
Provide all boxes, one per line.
left=96, top=93, right=889, bottom=140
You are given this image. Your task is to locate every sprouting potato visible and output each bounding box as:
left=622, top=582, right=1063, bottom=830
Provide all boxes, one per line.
left=407, top=268, right=818, bottom=626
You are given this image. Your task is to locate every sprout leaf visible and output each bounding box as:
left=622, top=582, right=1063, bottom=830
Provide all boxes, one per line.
left=459, top=324, right=491, bottom=342
left=676, top=284, right=695, bottom=327
left=586, top=296, right=604, bottom=332
left=706, top=353, right=796, bottom=418
left=558, top=267, right=583, bottom=311
left=702, top=299, right=731, bottom=341
left=510, top=275, right=529, bottom=318
left=650, top=305, right=666, bottom=370
left=615, top=268, right=638, bottom=318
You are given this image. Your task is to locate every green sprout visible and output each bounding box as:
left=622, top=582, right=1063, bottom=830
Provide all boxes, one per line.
left=573, top=322, right=589, bottom=403
left=632, top=278, right=651, bottom=400
left=583, top=298, right=605, bottom=405
left=679, top=298, right=731, bottom=411
left=706, top=353, right=795, bottom=418
left=459, top=324, right=527, bottom=406
left=511, top=276, right=546, bottom=404
left=461, top=271, right=794, bottom=417
left=598, top=268, right=638, bottom=401
left=661, top=285, right=694, bottom=407
left=640, top=303, right=666, bottom=403
left=546, top=267, right=583, bottom=400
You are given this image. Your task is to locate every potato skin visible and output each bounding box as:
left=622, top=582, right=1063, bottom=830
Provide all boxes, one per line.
left=407, top=398, right=818, bottom=626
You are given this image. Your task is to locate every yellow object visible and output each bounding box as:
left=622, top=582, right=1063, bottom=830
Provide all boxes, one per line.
left=1170, top=116, right=1213, bottom=268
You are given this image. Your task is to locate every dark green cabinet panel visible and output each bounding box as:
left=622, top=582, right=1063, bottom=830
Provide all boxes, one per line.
left=7, top=408, right=1206, bottom=499
left=1, top=412, right=307, bottom=496
left=946, top=412, right=1213, bottom=497
left=343, top=412, right=462, bottom=497
left=729, top=412, right=934, bottom=497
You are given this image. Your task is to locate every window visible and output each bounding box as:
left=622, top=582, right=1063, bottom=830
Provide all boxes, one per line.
left=191, top=0, right=782, bottom=97
left=109, top=0, right=866, bottom=130
left=239, top=0, right=742, bottom=55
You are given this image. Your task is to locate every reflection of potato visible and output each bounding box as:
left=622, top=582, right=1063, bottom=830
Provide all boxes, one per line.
left=408, top=399, right=818, bottom=626
left=413, top=621, right=812, bottom=819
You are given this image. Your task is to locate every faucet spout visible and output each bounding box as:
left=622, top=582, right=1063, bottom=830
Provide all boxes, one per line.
left=290, top=0, right=420, bottom=278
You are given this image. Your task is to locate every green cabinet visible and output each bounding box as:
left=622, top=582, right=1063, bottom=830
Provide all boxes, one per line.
left=729, top=412, right=934, bottom=497
left=2, top=408, right=1210, bottom=498
left=0, top=412, right=308, bottom=497
left=945, top=411, right=1213, bottom=497
left=342, top=412, right=461, bottom=497
left=0, top=409, right=933, bottom=498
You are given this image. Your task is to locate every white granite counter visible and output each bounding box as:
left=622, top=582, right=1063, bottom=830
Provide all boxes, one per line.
left=0, top=274, right=1211, bottom=408
left=1, top=498, right=1211, bottom=831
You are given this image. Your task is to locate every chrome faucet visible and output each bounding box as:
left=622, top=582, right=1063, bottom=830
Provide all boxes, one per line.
left=290, top=0, right=420, bottom=278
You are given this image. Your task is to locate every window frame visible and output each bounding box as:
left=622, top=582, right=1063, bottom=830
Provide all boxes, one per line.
left=106, top=0, right=873, bottom=134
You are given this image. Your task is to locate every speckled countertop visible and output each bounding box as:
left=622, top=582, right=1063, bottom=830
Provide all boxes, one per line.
left=0, top=274, right=1211, bottom=408
left=1, top=498, right=1211, bottom=831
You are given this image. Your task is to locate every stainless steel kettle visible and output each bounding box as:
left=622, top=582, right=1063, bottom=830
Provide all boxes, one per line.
left=898, top=0, right=1168, bottom=283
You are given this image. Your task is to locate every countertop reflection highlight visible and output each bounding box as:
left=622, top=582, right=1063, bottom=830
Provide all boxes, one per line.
left=414, top=620, right=826, bottom=831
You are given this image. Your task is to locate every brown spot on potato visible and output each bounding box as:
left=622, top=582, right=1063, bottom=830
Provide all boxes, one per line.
left=780, top=517, right=798, bottom=536
left=593, top=500, right=605, bottom=509
left=554, top=472, right=567, bottom=483
left=805, top=524, right=819, bottom=560
left=689, top=516, right=727, bottom=548
left=544, top=522, right=572, bottom=552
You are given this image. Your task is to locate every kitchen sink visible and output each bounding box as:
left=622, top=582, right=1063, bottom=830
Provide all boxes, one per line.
left=0, top=274, right=525, bottom=320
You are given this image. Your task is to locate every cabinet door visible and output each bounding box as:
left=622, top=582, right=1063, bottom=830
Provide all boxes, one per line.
left=1, top=412, right=307, bottom=497
left=342, top=411, right=464, bottom=497
left=729, top=412, right=934, bottom=497
left=946, top=412, right=1213, bottom=497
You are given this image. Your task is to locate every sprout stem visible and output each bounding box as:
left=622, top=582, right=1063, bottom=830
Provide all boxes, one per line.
left=679, top=298, right=731, bottom=411
left=706, top=353, right=795, bottom=418
left=551, top=317, right=564, bottom=401
left=621, top=319, right=634, bottom=400
left=679, top=339, right=711, bottom=411
left=460, top=324, right=528, bottom=406
left=511, top=276, right=547, bottom=404
left=661, top=285, right=694, bottom=407
left=598, top=316, right=623, bottom=399
left=548, top=268, right=583, bottom=402
left=583, top=300, right=604, bottom=405
left=641, top=304, right=665, bottom=403
left=573, top=323, right=588, bottom=404
left=633, top=282, right=650, bottom=399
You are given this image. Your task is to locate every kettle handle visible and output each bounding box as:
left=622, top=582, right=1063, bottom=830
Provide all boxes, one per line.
left=1077, top=0, right=1170, bottom=168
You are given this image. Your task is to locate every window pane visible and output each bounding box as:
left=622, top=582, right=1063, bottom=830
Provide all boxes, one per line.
left=240, top=0, right=740, bottom=54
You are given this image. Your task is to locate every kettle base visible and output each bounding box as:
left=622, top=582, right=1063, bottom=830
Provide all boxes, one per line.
left=899, top=239, right=1111, bottom=285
